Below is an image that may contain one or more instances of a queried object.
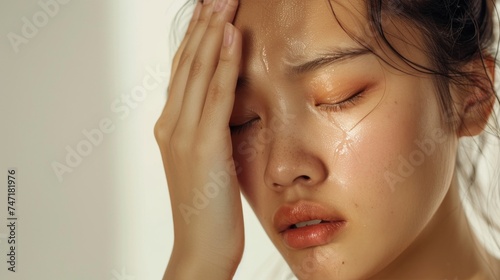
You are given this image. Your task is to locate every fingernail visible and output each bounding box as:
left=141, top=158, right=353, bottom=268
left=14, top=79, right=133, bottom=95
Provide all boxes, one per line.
left=214, top=0, right=228, bottom=12
left=223, top=23, right=234, bottom=47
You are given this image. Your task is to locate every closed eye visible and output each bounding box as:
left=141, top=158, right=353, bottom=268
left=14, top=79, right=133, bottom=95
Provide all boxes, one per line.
left=317, top=89, right=365, bottom=113
left=230, top=89, right=365, bottom=134
left=230, top=118, right=260, bottom=135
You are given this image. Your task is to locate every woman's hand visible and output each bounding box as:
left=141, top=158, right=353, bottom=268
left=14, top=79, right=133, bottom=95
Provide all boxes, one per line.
left=154, top=0, right=243, bottom=279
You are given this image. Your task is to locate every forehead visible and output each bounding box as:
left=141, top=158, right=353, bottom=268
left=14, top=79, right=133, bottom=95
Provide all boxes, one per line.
left=233, top=0, right=369, bottom=67
left=233, top=0, right=430, bottom=78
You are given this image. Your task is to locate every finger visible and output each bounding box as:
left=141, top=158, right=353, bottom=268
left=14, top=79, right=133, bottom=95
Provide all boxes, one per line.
left=161, top=0, right=218, bottom=132
left=176, top=0, right=240, bottom=132
left=200, top=23, right=241, bottom=134
left=157, top=0, right=213, bottom=136
left=169, top=2, right=203, bottom=87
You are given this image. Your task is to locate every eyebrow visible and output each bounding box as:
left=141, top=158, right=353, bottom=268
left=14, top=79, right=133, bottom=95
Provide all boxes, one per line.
left=236, top=47, right=371, bottom=91
left=289, top=48, right=371, bottom=75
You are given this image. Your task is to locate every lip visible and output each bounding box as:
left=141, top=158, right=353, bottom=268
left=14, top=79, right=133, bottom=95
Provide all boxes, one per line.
left=273, top=201, right=346, bottom=250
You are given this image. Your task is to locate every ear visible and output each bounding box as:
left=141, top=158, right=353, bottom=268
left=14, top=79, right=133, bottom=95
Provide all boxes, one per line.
left=457, top=55, right=496, bottom=137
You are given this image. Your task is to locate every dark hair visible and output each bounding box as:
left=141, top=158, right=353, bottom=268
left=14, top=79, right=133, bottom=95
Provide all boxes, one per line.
left=342, top=0, right=500, bottom=254
left=169, top=0, right=500, bottom=260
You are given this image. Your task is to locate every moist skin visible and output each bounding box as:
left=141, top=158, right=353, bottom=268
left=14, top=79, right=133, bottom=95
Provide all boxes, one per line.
left=231, top=0, right=500, bottom=279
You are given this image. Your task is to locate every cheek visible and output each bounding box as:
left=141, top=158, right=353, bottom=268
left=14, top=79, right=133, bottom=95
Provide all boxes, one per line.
left=355, top=80, right=453, bottom=203
left=231, top=74, right=458, bottom=277
left=337, top=77, right=457, bottom=266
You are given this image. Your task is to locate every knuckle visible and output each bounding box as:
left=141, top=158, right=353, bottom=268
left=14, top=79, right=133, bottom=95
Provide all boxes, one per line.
left=154, top=119, right=171, bottom=144
left=196, top=14, right=211, bottom=26
left=189, top=57, right=204, bottom=78
left=207, top=83, right=225, bottom=102
left=179, top=50, right=193, bottom=69
left=207, top=18, right=221, bottom=31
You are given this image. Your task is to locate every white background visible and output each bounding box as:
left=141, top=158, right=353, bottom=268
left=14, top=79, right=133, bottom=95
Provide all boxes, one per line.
left=0, top=0, right=283, bottom=279
left=0, top=1, right=498, bottom=280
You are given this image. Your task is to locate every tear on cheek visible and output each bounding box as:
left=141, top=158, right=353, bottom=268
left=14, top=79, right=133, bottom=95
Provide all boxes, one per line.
left=326, top=92, right=386, bottom=166
left=347, top=89, right=386, bottom=132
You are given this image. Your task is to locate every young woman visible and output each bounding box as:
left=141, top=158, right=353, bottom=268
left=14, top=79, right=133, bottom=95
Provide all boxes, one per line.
left=155, top=0, right=500, bottom=279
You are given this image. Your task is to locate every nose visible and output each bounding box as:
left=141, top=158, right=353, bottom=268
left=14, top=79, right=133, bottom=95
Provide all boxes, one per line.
left=264, top=130, right=328, bottom=191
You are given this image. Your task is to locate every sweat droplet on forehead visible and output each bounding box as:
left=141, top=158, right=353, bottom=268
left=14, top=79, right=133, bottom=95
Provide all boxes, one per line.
left=235, top=0, right=361, bottom=75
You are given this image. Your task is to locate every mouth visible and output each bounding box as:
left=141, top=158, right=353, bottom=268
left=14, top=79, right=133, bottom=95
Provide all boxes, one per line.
left=274, top=202, right=346, bottom=250
left=290, top=219, right=330, bottom=229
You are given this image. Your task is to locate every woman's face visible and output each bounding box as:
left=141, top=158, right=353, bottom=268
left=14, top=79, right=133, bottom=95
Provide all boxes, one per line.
left=231, top=0, right=459, bottom=278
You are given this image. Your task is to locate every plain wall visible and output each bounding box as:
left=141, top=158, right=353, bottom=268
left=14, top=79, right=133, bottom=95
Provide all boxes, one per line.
left=1, top=1, right=498, bottom=280
left=0, top=0, right=279, bottom=279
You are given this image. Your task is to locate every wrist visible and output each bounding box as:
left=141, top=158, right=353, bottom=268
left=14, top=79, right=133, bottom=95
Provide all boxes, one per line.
left=163, top=247, right=241, bottom=280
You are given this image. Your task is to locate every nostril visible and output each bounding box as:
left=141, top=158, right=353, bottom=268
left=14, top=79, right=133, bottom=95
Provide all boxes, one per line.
left=270, top=175, right=314, bottom=190
left=297, top=175, right=311, bottom=182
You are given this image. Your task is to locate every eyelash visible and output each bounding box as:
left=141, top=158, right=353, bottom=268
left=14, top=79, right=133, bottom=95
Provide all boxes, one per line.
left=230, top=118, right=260, bottom=135
left=229, top=90, right=365, bottom=135
left=318, top=90, right=365, bottom=112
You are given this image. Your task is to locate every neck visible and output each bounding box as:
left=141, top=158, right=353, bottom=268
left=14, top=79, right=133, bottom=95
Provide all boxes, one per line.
left=371, top=175, right=500, bottom=280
